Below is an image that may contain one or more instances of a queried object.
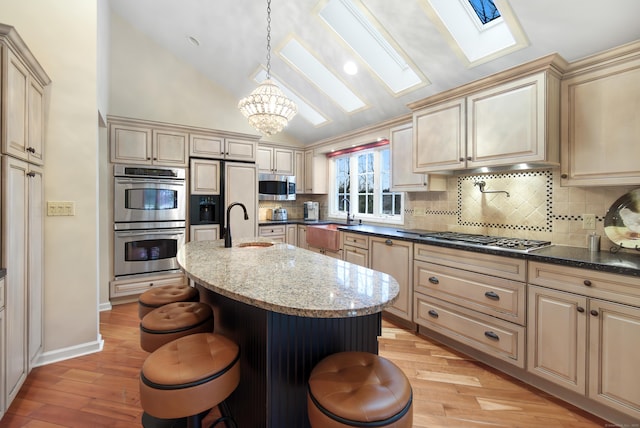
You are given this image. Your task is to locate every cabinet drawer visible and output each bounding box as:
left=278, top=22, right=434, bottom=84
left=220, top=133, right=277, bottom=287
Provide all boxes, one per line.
left=110, top=273, right=187, bottom=298
left=414, top=260, right=525, bottom=325
left=528, top=261, right=640, bottom=307
left=259, top=225, right=287, bottom=237
left=414, top=244, right=526, bottom=282
left=0, top=278, right=4, bottom=308
left=343, top=232, right=369, bottom=249
left=415, top=294, right=525, bottom=368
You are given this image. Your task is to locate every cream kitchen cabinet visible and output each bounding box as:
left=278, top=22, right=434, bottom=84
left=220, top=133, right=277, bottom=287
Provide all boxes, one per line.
left=257, top=145, right=295, bottom=175
left=527, top=261, right=640, bottom=420
left=412, top=58, right=563, bottom=172
left=303, top=150, right=327, bottom=194
left=259, top=225, right=287, bottom=243
left=370, top=237, right=413, bottom=322
left=1, top=26, right=51, bottom=166
left=225, top=162, right=258, bottom=240
left=297, top=225, right=308, bottom=249
left=2, top=156, right=44, bottom=407
left=190, top=133, right=257, bottom=162
left=560, top=42, right=640, bottom=186
left=413, top=244, right=527, bottom=367
left=109, top=119, right=188, bottom=167
left=342, top=232, right=369, bottom=267
left=0, top=277, right=6, bottom=419
left=286, top=224, right=297, bottom=245
left=190, top=225, right=220, bottom=242
left=390, top=123, right=447, bottom=192
left=110, top=272, right=187, bottom=302
left=307, top=245, right=342, bottom=259
left=190, top=158, right=220, bottom=195
left=294, top=150, right=305, bottom=194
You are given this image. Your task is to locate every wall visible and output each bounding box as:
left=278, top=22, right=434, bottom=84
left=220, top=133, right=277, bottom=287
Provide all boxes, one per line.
left=0, top=1, right=101, bottom=361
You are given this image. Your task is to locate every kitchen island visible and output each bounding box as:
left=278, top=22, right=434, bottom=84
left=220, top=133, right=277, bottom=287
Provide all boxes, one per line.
left=176, top=238, right=399, bottom=428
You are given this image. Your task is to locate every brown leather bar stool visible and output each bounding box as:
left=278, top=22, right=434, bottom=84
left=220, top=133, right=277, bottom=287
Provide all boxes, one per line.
left=140, top=302, right=214, bottom=353
left=140, top=332, right=240, bottom=428
left=138, top=284, right=199, bottom=319
left=308, top=351, right=413, bottom=428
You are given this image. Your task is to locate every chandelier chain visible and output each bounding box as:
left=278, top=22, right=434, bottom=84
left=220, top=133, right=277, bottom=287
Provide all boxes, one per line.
left=266, top=0, right=272, bottom=78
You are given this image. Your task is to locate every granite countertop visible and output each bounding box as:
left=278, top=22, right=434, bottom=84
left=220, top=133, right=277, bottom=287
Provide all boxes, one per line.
left=176, top=238, right=399, bottom=318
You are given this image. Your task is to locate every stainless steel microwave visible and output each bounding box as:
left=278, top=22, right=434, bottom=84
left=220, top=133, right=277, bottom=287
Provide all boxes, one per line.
left=258, top=173, right=296, bottom=201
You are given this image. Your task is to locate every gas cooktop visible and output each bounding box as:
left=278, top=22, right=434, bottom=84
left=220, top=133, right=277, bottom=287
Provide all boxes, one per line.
left=400, top=231, right=552, bottom=252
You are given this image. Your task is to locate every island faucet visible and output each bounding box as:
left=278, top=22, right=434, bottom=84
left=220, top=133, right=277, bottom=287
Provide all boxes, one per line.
left=224, top=202, right=249, bottom=248
left=340, top=197, right=354, bottom=224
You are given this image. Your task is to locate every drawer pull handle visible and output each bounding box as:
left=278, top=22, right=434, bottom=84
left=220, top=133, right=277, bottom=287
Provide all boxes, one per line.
left=428, top=276, right=439, bottom=285
left=428, top=309, right=439, bottom=318
left=583, top=279, right=592, bottom=286
left=484, top=291, right=500, bottom=300
left=484, top=331, right=500, bottom=341
left=385, top=239, right=393, bottom=246
left=577, top=306, right=585, bottom=313
left=590, top=310, right=599, bottom=317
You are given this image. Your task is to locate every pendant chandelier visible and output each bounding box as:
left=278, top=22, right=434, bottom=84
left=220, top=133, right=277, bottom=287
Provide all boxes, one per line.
left=238, top=0, right=297, bottom=136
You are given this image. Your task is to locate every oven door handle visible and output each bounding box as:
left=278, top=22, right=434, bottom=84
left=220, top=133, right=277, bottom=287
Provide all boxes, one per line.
left=115, top=229, right=184, bottom=237
left=115, top=178, right=185, bottom=186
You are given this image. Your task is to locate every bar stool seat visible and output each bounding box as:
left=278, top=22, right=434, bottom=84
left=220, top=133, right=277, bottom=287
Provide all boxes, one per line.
left=138, top=284, right=199, bottom=319
left=140, top=302, right=214, bottom=353
left=308, top=351, right=413, bottom=428
left=140, top=332, right=240, bottom=428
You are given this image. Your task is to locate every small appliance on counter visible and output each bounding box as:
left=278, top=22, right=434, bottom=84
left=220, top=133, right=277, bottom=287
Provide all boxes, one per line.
left=304, top=201, right=319, bottom=221
left=270, top=207, right=288, bottom=221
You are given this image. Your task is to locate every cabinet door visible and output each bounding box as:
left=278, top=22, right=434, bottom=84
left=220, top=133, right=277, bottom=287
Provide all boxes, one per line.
left=189, top=133, right=225, bottom=158
left=256, top=147, right=273, bottom=173
left=2, top=156, right=29, bottom=404
left=467, top=73, right=550, bottom=168
left=390, top=123, right=426, bottom=191
left=561, top=56, right=640, bottom=186
left=273, top=148, right=294, bottom=175
left=27, top=79, right=45, bottom=165
left=369, top=237, right=413, bottom=321
left=27, top=165, right=44, bottom=367
left=110, top=124, right=152, bottom=164
left=304, top=150, right=327, bottom=194
left=4, top=50, right=29, bottom=162
left=286, top=225, right=297, bottom=245
left=343, top=245, right=368, bottom=267
left=225, top=138, right=257, bottom=162
left=588, top=299, right=640, bottom=419
left=297, top=226, right=308, bottom=249
left=527, top=285, right=587, bottom=394
left=190, top=225, right=220, bottom=241
left=0, top=306, right=5, bottom=420
left=413, top=98, right=466, bottom=172
left=294, top=150, right=305, bottom=194
left=225, top=162, right=258, bottom=240
left=153, top=129, right=188, bottom=166
left=190, top=159, right=220, bottom=195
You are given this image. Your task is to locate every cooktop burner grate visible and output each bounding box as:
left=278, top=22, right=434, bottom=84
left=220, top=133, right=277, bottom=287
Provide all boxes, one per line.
left=418, top=231, right=551, bottom=252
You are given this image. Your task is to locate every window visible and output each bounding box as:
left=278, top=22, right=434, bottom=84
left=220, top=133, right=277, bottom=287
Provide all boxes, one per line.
left=467, top=0, right=500, bottom=25
left=330, top=144, right=403, bottom=222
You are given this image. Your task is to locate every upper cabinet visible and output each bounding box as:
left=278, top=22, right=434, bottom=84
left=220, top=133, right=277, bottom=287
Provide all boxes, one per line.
left=190, top=133, right=257, bottom=162
left=391, top=123, right=446, bottom=192
left=560, top=41, right=640, bottom=186
left=411, top=55, right=565, bottom=173
left=303, top=149, right=327, bottom=194
left=1, top=25, right=51, bottom=166
left=257, top=145, right=295, bottom=175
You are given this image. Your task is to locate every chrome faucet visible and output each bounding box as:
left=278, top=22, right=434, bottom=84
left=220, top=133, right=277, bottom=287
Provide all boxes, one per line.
left=340, top=197, right=354, bottom=224
left=224, top=202, right=249, bottom=248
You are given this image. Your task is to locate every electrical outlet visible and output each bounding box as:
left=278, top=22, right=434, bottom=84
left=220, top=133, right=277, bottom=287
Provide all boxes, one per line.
left=413, top=209, right=425, bottom=217
left=47, top=201, right=75, bottom=216
left=582, top=214, right=596, bottom=229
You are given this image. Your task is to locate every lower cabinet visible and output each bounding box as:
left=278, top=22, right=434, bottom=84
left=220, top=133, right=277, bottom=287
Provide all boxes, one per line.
left=297, top=225, right=308, bottom=249
left=109, top=273, right=187, bottom=301
left=307, top=246, right=342, bottom=259
left=258, top=225, right=286, bottom=243
left=343, top=232, right=369, bottom=267
left=0, top=277, right=5, bottom=419
left=190, top=224, right=220, bottom=242
left=369, top=237, right=413, bottom=322
left=286, top=224, right=297, bottom=245
left=528, top=261, right=640, bottom=420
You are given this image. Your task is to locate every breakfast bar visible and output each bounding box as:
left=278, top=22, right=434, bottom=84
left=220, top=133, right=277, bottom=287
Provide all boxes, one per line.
left=176, top=239, right=400, bottom=428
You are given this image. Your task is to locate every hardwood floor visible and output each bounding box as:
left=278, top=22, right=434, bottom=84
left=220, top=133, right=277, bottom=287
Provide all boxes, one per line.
left=1, top=303, right=609, bottom=427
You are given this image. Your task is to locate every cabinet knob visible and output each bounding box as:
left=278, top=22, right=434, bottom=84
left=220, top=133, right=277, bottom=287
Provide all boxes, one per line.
left=26, top=171, right=36, bottom=178
left=484, top=331, right=500, bottom=341
left=459, top=157, right=464, bottom=162
left=466, top=156, right=472, bottom=161
left=577, top=306, right=585, bottom=313
left=26, top=146, right=36, bottom=153
left=149, top=283, right=154, bottom=287
left=428, top=276, right=439, bottom=285
left=153, top=157, right=158, bottom=161
left=583, top=279, right=592, bottom=286
left=590, top=309, right=599, bottom=317
left=385, top=239, right=393, bottom=246
left=428, top=309, right=439, bottom=318
left=561, top=173, right=568, bottom=179
left=147, top=157, right=151, bottom=160
left=484, top=291, right=500, bottom=300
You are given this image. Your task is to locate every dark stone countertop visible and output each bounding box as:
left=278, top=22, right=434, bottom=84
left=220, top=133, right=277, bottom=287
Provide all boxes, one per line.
left=260, top=221, right=640, bottom=278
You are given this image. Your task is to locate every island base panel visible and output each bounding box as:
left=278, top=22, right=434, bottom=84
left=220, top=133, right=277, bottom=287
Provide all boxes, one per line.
left=198, top=285, right=382, bottom=428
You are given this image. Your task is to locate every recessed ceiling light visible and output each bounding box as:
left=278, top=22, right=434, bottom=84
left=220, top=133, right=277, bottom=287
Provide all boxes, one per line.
left=187, top=36, right=200, bottom=47
left=343, top=61, right=358, bottom=75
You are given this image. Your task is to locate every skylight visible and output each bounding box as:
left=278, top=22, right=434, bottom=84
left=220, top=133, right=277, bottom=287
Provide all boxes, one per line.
left=319, top=0, right=424, bottom=94
left=279, top=38, right=366, bottom=113
left=423, top=0, right=528, bottom=65
left=253, top=69, right=329, bottom=127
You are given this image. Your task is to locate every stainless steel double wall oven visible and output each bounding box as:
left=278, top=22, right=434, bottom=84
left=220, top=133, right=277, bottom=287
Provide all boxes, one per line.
left=113, top=165, right=186, bottom=277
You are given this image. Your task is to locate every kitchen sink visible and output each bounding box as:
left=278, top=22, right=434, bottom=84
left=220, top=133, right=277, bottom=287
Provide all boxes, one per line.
left=307, top=224, right=341, bottom=251
left=238, top=242, right=274, bottom=248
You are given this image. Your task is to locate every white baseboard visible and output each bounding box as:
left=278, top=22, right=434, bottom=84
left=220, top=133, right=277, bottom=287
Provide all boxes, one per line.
left=33, top=334, right=105, bottom=367
left=99, top=301, right=113, bottom=312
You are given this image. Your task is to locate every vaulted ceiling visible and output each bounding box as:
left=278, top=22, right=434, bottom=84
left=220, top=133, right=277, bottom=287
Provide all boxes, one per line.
left=108, top=0, right=640, bottom=145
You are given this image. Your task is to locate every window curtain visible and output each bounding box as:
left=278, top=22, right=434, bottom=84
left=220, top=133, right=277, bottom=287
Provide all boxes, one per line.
left=325, top=139, right=389, bottom=158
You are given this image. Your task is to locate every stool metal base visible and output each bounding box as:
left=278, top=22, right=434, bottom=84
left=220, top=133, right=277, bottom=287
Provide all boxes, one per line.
left=141, top=404, right=236, bottom=428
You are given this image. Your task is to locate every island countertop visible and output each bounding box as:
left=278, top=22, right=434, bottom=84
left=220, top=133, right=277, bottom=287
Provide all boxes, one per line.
left=176, top=238, right=400, bottom=318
